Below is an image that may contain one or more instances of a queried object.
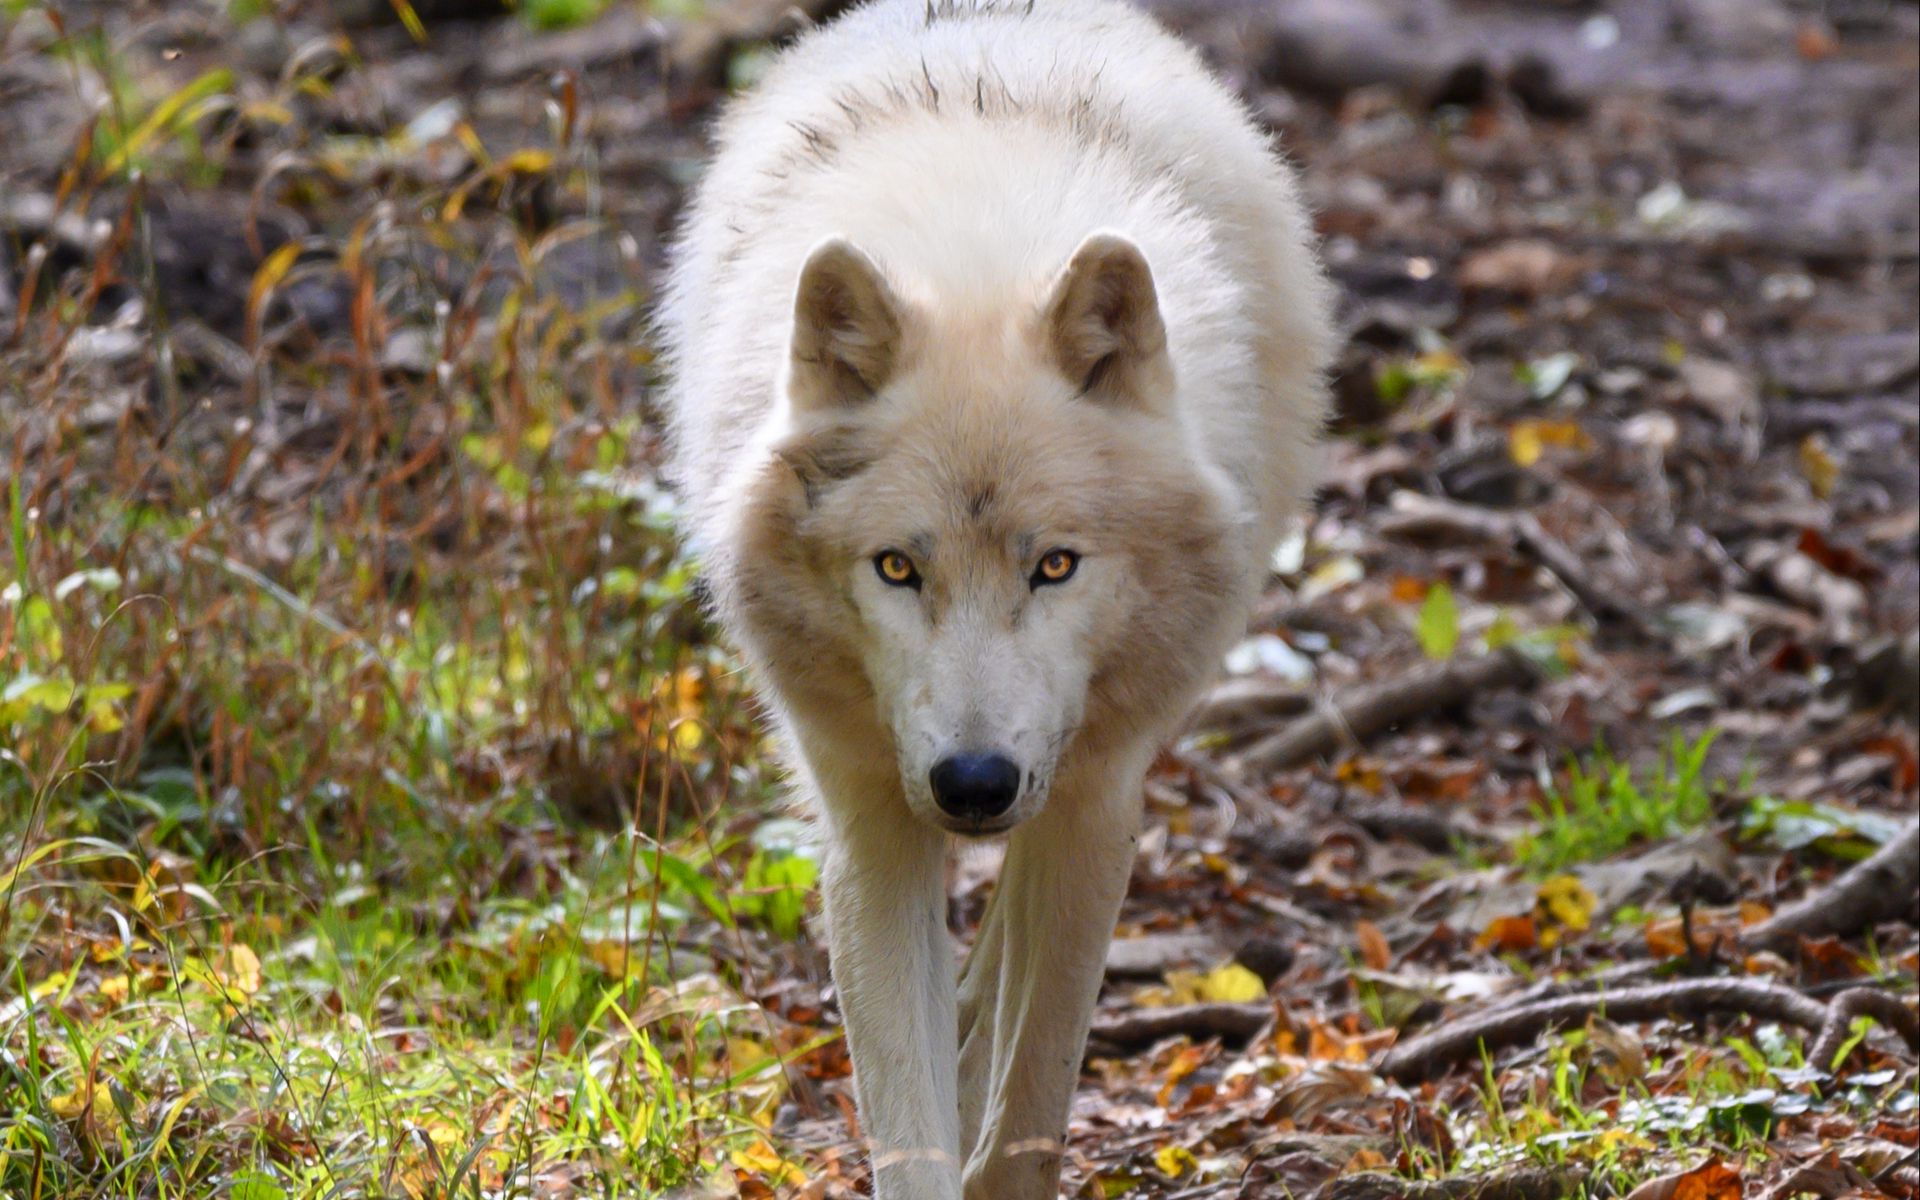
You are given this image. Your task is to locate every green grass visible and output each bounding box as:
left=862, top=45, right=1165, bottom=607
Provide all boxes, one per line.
left=521, top=0, right=613, bottom=30
left=1514, top=733, right=1718, bottom=875
left=0, top=23, right=835, bottom=1189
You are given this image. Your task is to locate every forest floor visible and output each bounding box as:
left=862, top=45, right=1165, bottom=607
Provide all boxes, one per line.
left=1, top=0, right=1916, bottom=1197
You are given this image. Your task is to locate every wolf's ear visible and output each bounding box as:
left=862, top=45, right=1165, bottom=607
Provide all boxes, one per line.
left=1043, top=232, right=1171, bottom=408
left=789, top=237, right=903, bottom=411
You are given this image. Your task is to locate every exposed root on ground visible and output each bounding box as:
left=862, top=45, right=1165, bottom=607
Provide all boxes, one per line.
left=1378, top=977, right=1918, bottom=1082
left=1315, top=1165, right=1590, bottom=1200
left=1743, top=817, right=1920, bottom=951
left=1086, top=1002, right=1273, bottom=1055
left=1808, top=986, right=1920, bottom=1072
left=1228, top=648, right=1536, bottom=774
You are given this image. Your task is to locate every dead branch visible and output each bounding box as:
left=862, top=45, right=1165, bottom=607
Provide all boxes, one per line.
left=1379, top=490, right=1660, bottom=639
left=1104, top=932, right=1227, bottom=981
left=1228, top=649, right=1536, bottom=774
left=1316, top=1166, right=1589, bottom=1200
left=1344, top=801, right=1477, bottom=855
left=1187, top=675, right=1312, bottom=732
left=1743, top=817, right=1920, bottom=951
left=1808, top=987, right=1920, bottom=1073
left=1377, top=978, right=1832, bottom=1082
left=1086, top=1002, right=1272, bottom=1054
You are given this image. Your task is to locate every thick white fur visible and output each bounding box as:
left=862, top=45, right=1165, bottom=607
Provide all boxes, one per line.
left=657, top=2, right=1332, bottom=1196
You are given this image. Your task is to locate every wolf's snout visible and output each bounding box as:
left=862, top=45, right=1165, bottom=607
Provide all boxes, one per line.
left=929, top=752, right=1022, bottom=823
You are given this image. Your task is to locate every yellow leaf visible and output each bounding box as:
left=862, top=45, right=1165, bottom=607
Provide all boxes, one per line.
left=671, top=720, right=704, bottom=754
left=1159, top=962, right=1267, bottom=1006
left=1155, top=1144, right=1199, bottom=1179
left=1799, top=434, right=1839, bottom=499
left=497, top=148, right=554, bottom=175
left=1536, top=875, right=1595, bottom=931
left=1510, top=422, right=1543, bottom=467
left=1509, top=419, right=1593, bottom=467
left=730, top=1138, right=807, bottom=1186
left=49, top=1080, right=114, bottom=1123
left=727, top=1036, right=776, bottom=1076
left=1533, top=875, right=1596, bottom=948
left=224, top=943, right=263, bottom=994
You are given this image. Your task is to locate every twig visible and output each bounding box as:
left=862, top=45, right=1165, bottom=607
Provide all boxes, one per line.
left=1743, top=817, right=1920, bottom=951
left=1086, top=1002, right=1272, bottom=1054
left=1228, top=649, right=1536, bottom=774
left=1344, top=801, right=1477, bottom=855
left=1188, top=675, right=1312, bottom=732
left=1808, top=987, right=1920, bottom=1073
left=1377, top=978, right=1832, bottom=1082
left=1379, top=490, right=1660, bottom=639
left=1316, top=1166, right=1589, bottom=1200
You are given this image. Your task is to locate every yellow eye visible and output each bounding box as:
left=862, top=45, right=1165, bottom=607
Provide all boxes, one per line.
left=1033, top=548, right=1079, bottom=586
left=875, top=550, right=919, bottom=587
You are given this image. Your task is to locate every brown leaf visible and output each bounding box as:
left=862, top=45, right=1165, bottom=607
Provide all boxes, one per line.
left=1355, top=920, right=1392, bottom=971
left=1475, top=914, right=1537, bottom=953
left=1625, top=1160, right=1743, bottom=1200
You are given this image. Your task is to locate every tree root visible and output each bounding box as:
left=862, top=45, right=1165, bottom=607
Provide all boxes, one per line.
left=1743, top=817, right=1920, bottom=951
left=1229, top=648, right=1537, bottom=774
left=1316, top=1165, right=1589, bottom=1200
left=1086, top=1002, right=1272, bottom=1055
left=1808, top=986, right=1920, bottom=1072
left=1188, top=675, right=1312, bottom=733
left=1379, top=976, right=1918, bottom=1082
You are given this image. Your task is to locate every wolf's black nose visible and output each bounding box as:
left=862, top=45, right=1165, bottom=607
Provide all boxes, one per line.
left=930, top=753, right=1022, bottom=821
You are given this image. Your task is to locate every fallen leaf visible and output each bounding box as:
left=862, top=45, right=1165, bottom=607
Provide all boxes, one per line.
left=731, top=1138, right=808, bottom=1187
left=1626, top=1159, right=1743, bottom=1200
left=1509, top=418, right=1594, bottom=467
left=1355, top=920, right=1392, bottom=971
left=1476, top=914, right=1537, bottom=953
left=1533, top=876, right=1596, bottom=947
left=1416, top=583, right=1460, bottom=660
left=1799, top=434, right=1839, bottom=499
left=1154, top=1144, right=1199, bottom=1179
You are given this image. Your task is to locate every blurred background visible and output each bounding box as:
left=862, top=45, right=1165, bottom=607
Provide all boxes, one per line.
left=1, top=1, right=1915, bottom=1197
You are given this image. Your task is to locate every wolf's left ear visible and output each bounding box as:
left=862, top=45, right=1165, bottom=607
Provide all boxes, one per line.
left=1043, top=232, right=1171, bottom=409
left=789, top=237, right=904, bottom=412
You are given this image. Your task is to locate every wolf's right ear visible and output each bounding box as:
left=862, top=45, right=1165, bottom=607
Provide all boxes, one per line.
left=788, top=238, right=903, bottom=411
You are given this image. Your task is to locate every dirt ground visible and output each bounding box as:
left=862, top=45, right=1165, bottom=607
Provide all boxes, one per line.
left=2, top=0, right=1917, bottom=1196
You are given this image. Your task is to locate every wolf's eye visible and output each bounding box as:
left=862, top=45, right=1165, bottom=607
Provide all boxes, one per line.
left=875, top=550, right=920, bottom=588
left=1031, top=548, right=1079, bottom=587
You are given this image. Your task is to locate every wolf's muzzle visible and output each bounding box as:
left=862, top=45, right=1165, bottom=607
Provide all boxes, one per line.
left=929, top=752, right=1022, bottom=822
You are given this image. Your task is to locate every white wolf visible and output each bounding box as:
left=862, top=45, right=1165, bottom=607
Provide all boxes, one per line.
left=657, top=1, right=1332, bottom=1195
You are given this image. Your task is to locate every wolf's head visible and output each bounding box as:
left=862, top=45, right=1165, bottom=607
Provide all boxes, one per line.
left=732, top=232, right=1247, bottom=836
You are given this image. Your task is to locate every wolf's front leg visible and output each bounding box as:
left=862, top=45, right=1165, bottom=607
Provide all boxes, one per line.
left=819, top=809, right=965, bottom=1200
left=955, top=753, right=1146, bottom=1199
